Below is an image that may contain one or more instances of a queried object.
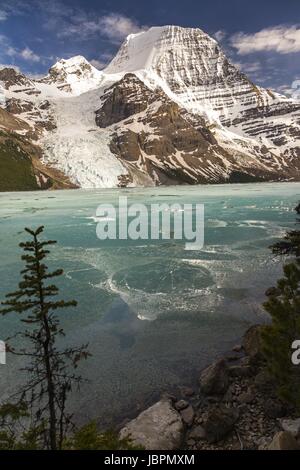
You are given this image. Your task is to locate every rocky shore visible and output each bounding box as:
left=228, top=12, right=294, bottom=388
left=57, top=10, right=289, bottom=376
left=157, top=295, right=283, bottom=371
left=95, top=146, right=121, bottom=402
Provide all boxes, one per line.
left=119, top=326, right=300, bottom=450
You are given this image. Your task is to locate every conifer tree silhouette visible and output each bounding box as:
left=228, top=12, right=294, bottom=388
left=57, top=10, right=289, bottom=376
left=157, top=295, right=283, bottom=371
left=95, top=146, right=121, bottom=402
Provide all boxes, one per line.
left=262, top=204, right=300, bottom=409
left=0, top=226, right=90, bottom=449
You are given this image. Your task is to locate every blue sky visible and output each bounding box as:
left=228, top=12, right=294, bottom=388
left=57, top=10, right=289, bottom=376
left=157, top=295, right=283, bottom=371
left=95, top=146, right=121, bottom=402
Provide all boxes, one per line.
left=0, top=0, right=299, bottom=94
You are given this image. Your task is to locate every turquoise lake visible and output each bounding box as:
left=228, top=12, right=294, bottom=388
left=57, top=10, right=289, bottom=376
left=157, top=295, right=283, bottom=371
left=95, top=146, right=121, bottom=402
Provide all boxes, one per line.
left=0, top=182, right=299, bottom=426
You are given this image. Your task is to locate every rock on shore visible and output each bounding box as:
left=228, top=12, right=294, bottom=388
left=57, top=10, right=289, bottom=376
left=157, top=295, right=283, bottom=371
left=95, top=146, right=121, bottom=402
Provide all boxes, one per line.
left=119, top=398, right=184, bottom=450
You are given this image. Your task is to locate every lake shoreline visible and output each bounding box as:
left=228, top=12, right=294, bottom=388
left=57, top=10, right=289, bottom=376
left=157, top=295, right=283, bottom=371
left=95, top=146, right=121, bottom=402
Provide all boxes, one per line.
left=117, top=325, right=300, bottom=450
left=1, top=179, right=300, bottom=196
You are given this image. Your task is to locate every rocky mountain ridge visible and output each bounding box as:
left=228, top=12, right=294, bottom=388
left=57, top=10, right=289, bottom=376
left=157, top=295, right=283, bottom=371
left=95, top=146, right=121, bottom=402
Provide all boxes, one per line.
left=0, top=25, right=299, bottom=190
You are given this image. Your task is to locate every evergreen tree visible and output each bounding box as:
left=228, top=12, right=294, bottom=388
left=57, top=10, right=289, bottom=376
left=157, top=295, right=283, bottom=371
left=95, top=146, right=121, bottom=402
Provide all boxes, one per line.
left=271, top=202, right=300, bottom=257
left=261, top=203, right=300, bottom=408
left=0, top=226, right=90, bottom=450
left=262, top=262, right=300, bottom=407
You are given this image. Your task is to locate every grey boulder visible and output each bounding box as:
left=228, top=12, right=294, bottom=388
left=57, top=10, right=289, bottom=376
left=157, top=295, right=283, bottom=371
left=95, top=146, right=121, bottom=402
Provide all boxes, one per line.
left=268, top=431, right=299, bottom=450
left=279, top=418, right=300, bottom=438
left=203, top=406, right=239, bottom=443
left=119, top=398, right=184, bottom=450
left=199, top=359, right=229, bottom=396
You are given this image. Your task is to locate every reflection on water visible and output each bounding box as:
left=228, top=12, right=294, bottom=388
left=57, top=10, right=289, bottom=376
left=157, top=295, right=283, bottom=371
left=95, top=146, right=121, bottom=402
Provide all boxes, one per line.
left=0, top=182, right=299, bottom=426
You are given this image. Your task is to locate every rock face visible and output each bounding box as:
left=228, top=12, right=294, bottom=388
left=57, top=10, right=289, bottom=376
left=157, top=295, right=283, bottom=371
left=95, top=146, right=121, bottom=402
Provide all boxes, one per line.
left=96, top=73, right=152, bottom=127
left=203, top=406, right=239, bottom=443
left=174, top=400, right=189, bottom=411
left=0, top=104, right=75, bottom=191
left=0, top=67, right=56, bottom=142
left=188, top=426, right=206, bottom=441
left=279, top=418, right=300, bottom=438
left=199, top=359, right=229, bottom=396
left=0, top=68, right=34, bottom=89
left=229, top=365, right=253, bottom=378
left=119, top=399, right=184, bottom=450
left=242, top=325, right=264, bottom=361
left=180, top=405, right=195, bottom=427
left=107, top=26, right=300, bottom=171
left=237, top=390, right=255, bottom=404
left=96, top=73, right=285, bottom=185
left=1, top=25, right=300, bottom=189
left=263, top=399, right=286, bottom=419
left=268, top=431, right=299, bottom=450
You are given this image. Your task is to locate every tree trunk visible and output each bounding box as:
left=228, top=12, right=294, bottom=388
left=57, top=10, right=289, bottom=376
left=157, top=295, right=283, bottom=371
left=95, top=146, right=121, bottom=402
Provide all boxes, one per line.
left=34, top=233, right=57, bottom=450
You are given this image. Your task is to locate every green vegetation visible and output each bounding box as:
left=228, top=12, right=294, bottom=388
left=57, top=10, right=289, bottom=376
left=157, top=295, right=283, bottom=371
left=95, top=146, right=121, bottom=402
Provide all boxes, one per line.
left=63, top=422, right=141, bottom=450
left=261, top=203, right=300, bottom=409
left=0, top=412, right=138, bottom=450
left=0, top=402, right=43, bottom=450
left=271, top=203, right=300, bottom=258
left=0, top=134, right=39, bottom=191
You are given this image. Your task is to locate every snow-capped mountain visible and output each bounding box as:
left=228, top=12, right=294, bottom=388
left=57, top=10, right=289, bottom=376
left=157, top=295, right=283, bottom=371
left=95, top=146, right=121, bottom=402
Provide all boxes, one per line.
left=106, top=26, right=300, bottom=161
left=0, top=25, right=299, bottom=190
left=40, top=56, right=103, bottom=95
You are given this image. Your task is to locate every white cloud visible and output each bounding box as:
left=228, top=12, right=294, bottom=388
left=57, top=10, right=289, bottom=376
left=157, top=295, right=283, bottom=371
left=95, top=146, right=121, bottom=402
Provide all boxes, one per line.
left=0, top=34, right=16, bottom=56
left=0, top=34, right=9, bottom=45
left=90, top=59, right=106, bottom=70
left=0, top=10, right=8, bottom=21
left=275, top=84, right=293, bottom=97
left=90, top=52, right=114, bottom=70
left=56, top=12, right=145, bottom=42
left=0, top=0, right=31, bottom=18
left=233, top=60, right=262, bottom=73
left=9, top=2, right=146, bottom=44
left=214, top=30, right=226, bottom=42
left=231, top=25, right=300, bottom=55
left=27, top=71, right=44, bottom=79
left=20, top=47, right=40, bottom=62
left=98, top=13, right=144, bottom=41
left=0, top=34, right=40, bottom=63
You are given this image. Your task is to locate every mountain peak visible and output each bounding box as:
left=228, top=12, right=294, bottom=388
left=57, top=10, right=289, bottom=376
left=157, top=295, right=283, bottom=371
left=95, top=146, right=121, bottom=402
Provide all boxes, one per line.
left=48, top=55, right=99, bottom=78
left=104, top=24, right=243, bottom=120
left=104, top=25, right=217, bottom=75
left=124, top=25, right=212, bottom=43
left=0, top=67, right=34, bottom=89
left=42, top=55, right=103, bottom=94
left=51, top=55, right=91, bottom=70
